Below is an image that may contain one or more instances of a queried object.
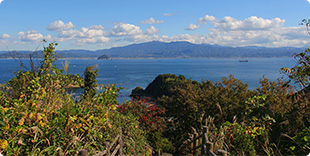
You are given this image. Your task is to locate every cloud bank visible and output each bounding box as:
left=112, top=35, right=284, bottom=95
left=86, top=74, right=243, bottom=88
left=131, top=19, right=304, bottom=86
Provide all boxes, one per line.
left=141, top=17, right=164, bottom=24
left=47, top=21, right=75, bottom=32
left=1, top=16, right=309, bottom=50
left=1, top=33, right=10, bottom=39
left=164, top=13, right=174, bottom=16
left=185, top=24, right=200, bottom=31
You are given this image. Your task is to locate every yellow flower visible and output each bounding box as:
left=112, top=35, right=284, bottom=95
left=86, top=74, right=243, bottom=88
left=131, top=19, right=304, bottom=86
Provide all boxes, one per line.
left=36, top=113, right=43, bottom=121
left=0, top=139, right=8, bottom=149
left=76, top=123, right=82, bottom=128
left=28, top=112, right=34, bottom=119
left=39, top=121, right=45, bottom=127
left=107, top=123, right=112, bottom=128
left=20, top=94, right=25, bottom=98
left=2, top=107, right=9, bottom=113
left=5, top=119, right=9, bottom=129
left=17, top=127, right=23, bottom=133
left=18, top=118, right=25, bottom=126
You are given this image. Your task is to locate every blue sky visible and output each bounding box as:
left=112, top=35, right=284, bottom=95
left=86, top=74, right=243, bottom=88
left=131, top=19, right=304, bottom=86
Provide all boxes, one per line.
left=0, top=0, right=310, bottom=51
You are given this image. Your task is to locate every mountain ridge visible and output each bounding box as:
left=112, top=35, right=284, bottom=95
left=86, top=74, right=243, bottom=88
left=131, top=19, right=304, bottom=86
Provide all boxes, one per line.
left=0, top=41, right=303, bottom=59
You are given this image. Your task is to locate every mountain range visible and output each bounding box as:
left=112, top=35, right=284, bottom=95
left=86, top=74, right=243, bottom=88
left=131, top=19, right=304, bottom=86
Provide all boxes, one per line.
left=0, top=41, right=304, bottom=59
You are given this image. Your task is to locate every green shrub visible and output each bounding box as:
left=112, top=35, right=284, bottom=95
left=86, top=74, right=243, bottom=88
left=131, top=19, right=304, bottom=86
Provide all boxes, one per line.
left=0, top=42, right=150, bottom=155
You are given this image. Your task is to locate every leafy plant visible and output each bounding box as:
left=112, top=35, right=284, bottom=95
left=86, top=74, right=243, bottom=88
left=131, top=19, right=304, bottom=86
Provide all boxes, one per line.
left=84, top=65, right=98, bottom=98
left=118, top=97, right=173, bottom=152
left=0, top=41, right=150, bottom=155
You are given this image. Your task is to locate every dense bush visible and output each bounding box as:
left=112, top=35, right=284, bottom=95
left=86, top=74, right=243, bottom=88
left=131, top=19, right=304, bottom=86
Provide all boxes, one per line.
left=118, top=97, right=174, bottom=152
left=137, top=54, right=310, bottom=155
left=0, top=42, right=151, bottom=155
left=153, top=74, right=254, bottom=148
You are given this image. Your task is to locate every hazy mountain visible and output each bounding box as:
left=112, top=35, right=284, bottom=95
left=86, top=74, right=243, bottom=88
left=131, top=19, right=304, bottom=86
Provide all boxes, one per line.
left=0, top=41, right=303, bottom=59
left=96, top=41, right=302, bottom=58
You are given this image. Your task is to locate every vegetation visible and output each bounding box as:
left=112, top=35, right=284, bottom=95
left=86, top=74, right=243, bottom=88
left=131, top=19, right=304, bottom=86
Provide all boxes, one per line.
left=131, top=45, right=310, bottom=155
left=83, top=65, right=98, bottom=98
left=0, top=41, right=152, bottom=155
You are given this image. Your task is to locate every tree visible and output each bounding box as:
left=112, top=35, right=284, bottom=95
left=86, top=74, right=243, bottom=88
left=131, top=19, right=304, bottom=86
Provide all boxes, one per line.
left=84, top=65, right=98, bottom=98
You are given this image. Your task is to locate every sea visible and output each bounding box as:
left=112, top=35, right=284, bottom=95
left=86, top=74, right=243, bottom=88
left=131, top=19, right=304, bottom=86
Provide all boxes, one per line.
left=0, top=58, right=297, bottom=102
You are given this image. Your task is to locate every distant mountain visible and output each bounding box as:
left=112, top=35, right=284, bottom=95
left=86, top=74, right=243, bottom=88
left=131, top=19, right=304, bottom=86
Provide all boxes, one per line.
left=0, top=49, right=100, bottom=59
left=0, top=41, right=304, bottom=59
left=96, top=41, right=303, bottom=59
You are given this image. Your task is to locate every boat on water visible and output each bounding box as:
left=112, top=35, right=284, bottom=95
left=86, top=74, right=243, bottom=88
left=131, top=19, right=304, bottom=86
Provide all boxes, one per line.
left=239, top=60, right=248, bottom=62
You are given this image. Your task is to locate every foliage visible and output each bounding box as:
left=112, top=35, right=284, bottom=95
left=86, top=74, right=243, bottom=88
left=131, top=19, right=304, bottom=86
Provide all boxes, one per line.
left=224, top=122, right=256, bottom=156
left=139, top=71, right=310, bottom=155
left=281, top=46, right=310, bottom=88
left=184, top=116, right=226, bottom=155
left=155, top=74, right=254, bottom=149
left=7, top=41, right=83, bottom=99
left=289, top=127, right=310, bottom=155
left=0, top=42, right=150, bottom=155
left=118, top=97, right=174, bottom=152
left=143, top=74, right=187, bottom=98
left=118, top=97, right=166, bottom=133
left=83, top=65, right=98, bottom=98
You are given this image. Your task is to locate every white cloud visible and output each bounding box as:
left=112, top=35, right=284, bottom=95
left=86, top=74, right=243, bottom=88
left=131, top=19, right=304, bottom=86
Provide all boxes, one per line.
left=59, top=29, right=80, bottom=39
left=109, top=25, right=160, bottom=43
left=0, top=0, right=4, bottom=4
left=145, top=26, right=160, bottom=35
left=17, top=30, right=44, bottom=42
left=56, top=25, right=109, bottom=44
left=59, top=26, right=106, bottom=38
left=197, top=25, right=308, bottom=47
left=198, top=15, right=216, bottom=23
left=89, top=25, right=105, bottom=30
left=141, top=17, right=164, bottom=24
left=1, top=33, right=10, bottom=39
left=185, top=24, right=200, bottom=31
left=161, top=34, right=202, bottom=43
left=79, top=27, right=105, bottom=38
left=164, top=13, right=174, bottom=16
left=43, top=15, right=310, bottom=48
left=212, top=16, right=285, bottom=31
left=47, top=20, right=75, bottom=32
left=3, top=15, right=309, bottom=50
left=307, top=0, right=310, bottom=4
left=124, top=34, right=157, bottom=42
left=74, top=36, right=110, bottom=45
left=148, top=15, right=308, bottom=48
left=111, top=23, right=142, bottom=36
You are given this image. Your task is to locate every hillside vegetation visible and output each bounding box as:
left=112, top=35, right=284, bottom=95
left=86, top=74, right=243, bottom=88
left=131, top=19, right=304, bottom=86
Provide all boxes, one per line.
left=131, top=47, right=310, bottom=155
left=1, top=41, right=310, bottom=155
left=0, top=42, right=158, bottom=155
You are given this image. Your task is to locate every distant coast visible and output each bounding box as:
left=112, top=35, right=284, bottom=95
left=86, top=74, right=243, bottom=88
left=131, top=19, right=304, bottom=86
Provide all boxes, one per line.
left=0, top=41, right=302, bottom=60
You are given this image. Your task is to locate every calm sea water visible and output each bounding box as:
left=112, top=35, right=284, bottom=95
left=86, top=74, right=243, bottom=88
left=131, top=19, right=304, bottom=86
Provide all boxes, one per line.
left=0, top=58, right=297, bottom=102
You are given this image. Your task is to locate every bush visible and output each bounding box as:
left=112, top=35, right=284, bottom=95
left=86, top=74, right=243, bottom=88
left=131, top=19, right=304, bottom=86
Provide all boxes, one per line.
left=0, top=42, right=150, bottom=155
left=118, top=97, right=174, bottom=152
